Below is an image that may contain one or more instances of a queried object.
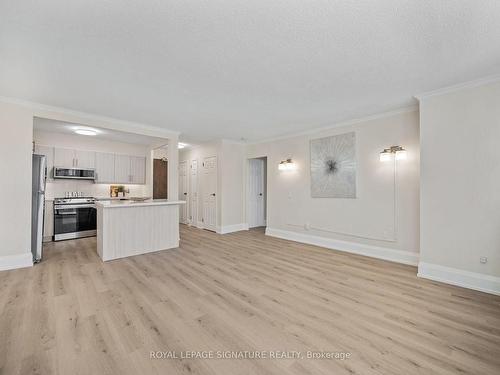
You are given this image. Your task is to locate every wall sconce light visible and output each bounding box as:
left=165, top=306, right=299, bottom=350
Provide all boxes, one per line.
left=379, top=146, right=407, bottom=162
left=278, top=158, right=295, bottom=171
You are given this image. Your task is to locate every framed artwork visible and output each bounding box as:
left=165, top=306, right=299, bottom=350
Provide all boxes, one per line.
left=310, top=132, right=356, bottom=198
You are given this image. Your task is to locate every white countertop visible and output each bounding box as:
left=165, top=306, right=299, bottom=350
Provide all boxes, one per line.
left=96, top=199, right=185, bottom=208
left=94, top=197, right=132, bottom=201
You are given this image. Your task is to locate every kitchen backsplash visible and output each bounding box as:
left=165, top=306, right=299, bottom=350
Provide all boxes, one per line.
left=45, top=179, right=149, bottom=200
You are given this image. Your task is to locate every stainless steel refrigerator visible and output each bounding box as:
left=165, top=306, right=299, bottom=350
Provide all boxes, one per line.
left=31, top=154, right=47, bottom=262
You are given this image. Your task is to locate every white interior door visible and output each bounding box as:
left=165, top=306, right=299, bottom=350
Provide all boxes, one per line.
left=247, top=158, right=266, bottom=228
left=202, top=156, right=217, bottom=231
left=179, top=161, right=188, bottom=224
left=190, top=160, right=198, bottom=225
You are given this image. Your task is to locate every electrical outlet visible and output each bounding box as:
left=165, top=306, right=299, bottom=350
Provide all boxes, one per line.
left=480, top=257, right=488, bottom=264
left=304, top=222, right=310, bottom=230
left=288, top=192, right=292, bottom=199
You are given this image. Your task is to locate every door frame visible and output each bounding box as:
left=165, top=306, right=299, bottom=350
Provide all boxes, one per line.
left=246, top=156, right=267, bottom=228
left=179, top=160, right=189, bottom=224
left=201, top=155, right=218, bottom=232
left=189, top=159, right=199, bottom=227
left=152, top=158, right=168, bottom=199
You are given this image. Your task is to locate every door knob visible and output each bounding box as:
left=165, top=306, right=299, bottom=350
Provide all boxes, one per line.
left=183, top=192, right=187, bottom=195
left=211, top=193, right=216, bottom=196
left=259, top=193, right=263, bottom=196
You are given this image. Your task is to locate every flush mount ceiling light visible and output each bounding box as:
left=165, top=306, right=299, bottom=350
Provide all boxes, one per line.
left=278, top=158, right=295, bottom=171
left=74, top=127, right=98, bottom=136
left=380, top=146, right=407, bottom=162
left=178, top=142, right=187, bottom=149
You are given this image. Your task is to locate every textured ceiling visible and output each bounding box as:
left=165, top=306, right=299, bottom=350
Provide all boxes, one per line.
left=1, top=1, right=500, bottom=142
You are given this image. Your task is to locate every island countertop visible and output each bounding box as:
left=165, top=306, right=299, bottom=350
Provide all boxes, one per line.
left=96, top=199, right=185, bottom=208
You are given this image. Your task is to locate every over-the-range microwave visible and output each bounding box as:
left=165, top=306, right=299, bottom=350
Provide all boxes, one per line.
left=53, top=167, right=96, bottom=180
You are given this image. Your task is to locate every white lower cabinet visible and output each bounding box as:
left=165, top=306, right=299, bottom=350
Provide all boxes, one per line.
left=43, top=200, right=54, bottom=242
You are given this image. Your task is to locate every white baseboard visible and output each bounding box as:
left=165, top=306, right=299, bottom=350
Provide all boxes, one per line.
left=217, top=223, right=249, bottom=235
left=265, top=227, right=418, bottom=266
left=0, top=252, right=33, bottom=272
left=418, top=262, right=500, bottom=296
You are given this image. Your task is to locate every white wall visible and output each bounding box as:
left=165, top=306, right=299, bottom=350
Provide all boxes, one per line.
left=33, top=130, right=151, bottom=199
left=418, top=79, right=500, bottom=294
left=153, top=146, right=168, bottom=160
left=220, top=140, right=246, bottom=229
left=0, top=102, right=34, bottom=269
left=247, top=109, right=420, bottom=265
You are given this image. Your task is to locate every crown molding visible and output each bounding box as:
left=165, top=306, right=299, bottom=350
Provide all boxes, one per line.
left=0, top=96, right=180, bottom=139
left=414, top=73, right=500, bottom=101
left=248, top=105, right=418, bottom=145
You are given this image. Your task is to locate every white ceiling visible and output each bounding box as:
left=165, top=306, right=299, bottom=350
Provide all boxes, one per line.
left=2, top=1, right=500, bottom=142
left=34, top=117, right=169, bottom=146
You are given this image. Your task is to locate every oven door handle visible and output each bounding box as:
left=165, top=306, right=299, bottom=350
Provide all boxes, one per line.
left=54, top=204, right=96, bottom=209
left=56, top=211, right=78, bottom=216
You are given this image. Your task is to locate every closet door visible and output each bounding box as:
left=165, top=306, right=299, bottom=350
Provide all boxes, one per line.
left=190, top=160, right=198, bottom=225
left=178, top=161, right=188, bottom=224
left=202, top=156, right=217, bottom=231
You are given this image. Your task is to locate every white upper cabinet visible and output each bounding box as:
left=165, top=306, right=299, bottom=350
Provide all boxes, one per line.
left=74, top=149, right=95, bottom=169
left=130, top=156, right=146, bottom=184
left=95, top=152, right=115, bottom=183
left=34, top=144, right=54, bottom=180
left=35, top=144, right=54, bottom=180
left=114, top=154, right=131, bottom=183
left=49, top=146, right=146, bottom=185
left=114, top=155, right=146, bottom=184
left=54, top=147, right=95, bottom=168
left=54, top=147, right=75, bottom=167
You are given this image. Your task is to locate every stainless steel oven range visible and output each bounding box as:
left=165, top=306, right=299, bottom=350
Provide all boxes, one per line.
left=53, top=197, right=96, bottom=241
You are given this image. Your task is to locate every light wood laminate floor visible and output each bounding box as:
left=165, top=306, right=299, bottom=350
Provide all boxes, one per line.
left=1, top=226, right=500, bottom=375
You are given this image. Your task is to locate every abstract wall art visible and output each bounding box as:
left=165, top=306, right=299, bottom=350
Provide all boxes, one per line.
left=310, top=132, right=356, bottom=198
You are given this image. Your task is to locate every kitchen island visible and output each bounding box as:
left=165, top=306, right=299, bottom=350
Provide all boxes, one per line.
left=95, top=199, right=185, bottom=261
